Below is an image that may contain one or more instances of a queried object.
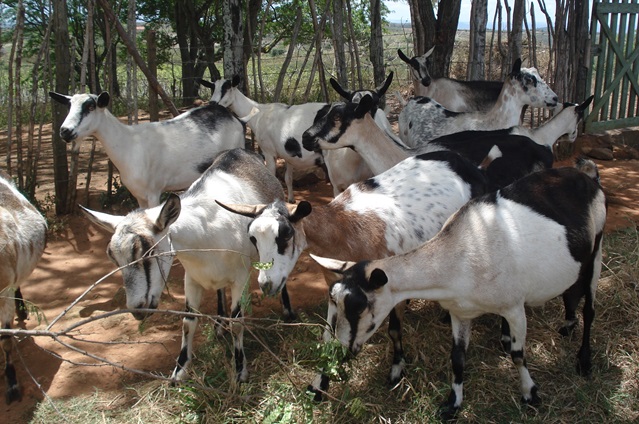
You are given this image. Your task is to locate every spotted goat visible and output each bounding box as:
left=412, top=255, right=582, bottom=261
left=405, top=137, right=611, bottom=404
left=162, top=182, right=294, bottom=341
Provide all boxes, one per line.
left=216, top=148, right=497, bottom=400
left=313, top=165, right=606, bottom=419
left=49, top=91, right=246, bottom=209
left=397, top=59, right=559, bottom=147
left=80, top=149, right=286, bottom=383
left=0, top=171, right=47, bottom=403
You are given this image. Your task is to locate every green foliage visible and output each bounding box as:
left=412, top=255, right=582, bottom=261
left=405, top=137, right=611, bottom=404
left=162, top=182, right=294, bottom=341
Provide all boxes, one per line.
left=99, top=175, right=138, bottom=210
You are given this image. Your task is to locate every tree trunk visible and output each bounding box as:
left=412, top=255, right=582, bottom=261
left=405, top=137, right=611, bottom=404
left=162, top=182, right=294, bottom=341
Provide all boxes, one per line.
left=274, top=4, right=303, bottom=102
left=468, top=0, right=488, bottom=80
left=52, top=0, right=72, bottom=214
left=333, top=0, right=347, bottom=86
left=407, top=0, right=462, bottom=78
left=223, top=0, right=244, bottom=87
left=509, top=0, right=525, bottom=65
left=370, top=0, right=385, bottom=106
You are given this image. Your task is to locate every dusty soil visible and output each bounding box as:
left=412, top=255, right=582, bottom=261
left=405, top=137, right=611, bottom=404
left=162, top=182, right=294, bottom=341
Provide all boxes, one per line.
left=2, top=122, right=639, bottom=423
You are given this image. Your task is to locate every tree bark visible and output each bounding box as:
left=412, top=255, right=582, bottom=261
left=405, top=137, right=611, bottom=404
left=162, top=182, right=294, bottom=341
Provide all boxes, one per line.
left=468, top=0, right=488, bottom=80
left=52, top=0, right=72, bottom=214
left=370, top=0, right=386, bottom=106
left=223, top=0, right=244, bottom=87
left=333, top=0, right=347, bottom=86
left=509, top=0, right=525, bottom=65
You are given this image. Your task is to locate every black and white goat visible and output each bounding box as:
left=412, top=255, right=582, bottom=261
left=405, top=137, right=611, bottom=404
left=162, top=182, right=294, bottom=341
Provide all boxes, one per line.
left=49, top=91, right=246, bottom=209
left=312, top=166, right=606, bottom=419
left=80, top=149, right=285, bottom=383
left=398, top=47, right=503, bottom=112
left=216, top=149, right=494, bottom=399
left=303, top=95, right=593, bottom=190
left=0, top=171, right=47, bottom=403
left=397, top=59, right=559, bottom=147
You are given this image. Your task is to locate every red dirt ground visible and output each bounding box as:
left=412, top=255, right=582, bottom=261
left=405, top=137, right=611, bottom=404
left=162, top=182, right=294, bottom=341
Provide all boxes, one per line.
left=2, top=129, right=639, bottom=423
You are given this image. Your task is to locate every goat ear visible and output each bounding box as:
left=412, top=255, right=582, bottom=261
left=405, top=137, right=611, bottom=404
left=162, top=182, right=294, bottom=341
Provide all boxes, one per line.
left=577, top=95, right=594, bottom=113
left=97, top=92, right=110, bottom=109
left=156, top=193, right=181, bottom=233
left=377, top=71, right=394, bottom=96
left=287, top=200, right=312, bottom=223
left=330, top=78, right=352, bottom=100
left=215, top=200, right=265, bottom=218
left=365, top=268, right=388, bottom=290
left=424, top=46, right=435, bottom=58
left=397, top=48, right=411, bottom=64
left=354, top=95, right=374, bottom=118
left=49, top=91, right=71, bottom=106
left=231, top=75, right=241, bottom=87
left=510, top=58, right=522, bottom=75
left=79, top=205, right=123, bottom=234
left=198, top=78, right=215, bottom=89
left=310, top=254, right=357, bottom=274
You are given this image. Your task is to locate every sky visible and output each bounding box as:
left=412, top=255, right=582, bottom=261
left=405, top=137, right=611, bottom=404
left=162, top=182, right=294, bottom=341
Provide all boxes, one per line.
left=384, top=0, right=556, bottom=27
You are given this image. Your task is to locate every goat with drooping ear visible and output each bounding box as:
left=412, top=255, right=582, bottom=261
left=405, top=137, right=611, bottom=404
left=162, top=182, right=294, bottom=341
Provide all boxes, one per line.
left=49, top=90, right=245, bottom=209
left=80, top=149, right=286, bottom=383
left=312, top=165, right=606, bottom=419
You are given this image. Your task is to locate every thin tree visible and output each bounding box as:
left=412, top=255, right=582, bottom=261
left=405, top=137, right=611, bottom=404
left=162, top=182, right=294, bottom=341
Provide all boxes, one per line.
left=333, top=0, right=347, bottom=86
left=274, top=3, right=303, bottom=102
left=370, top=0, right=386, bottom=106
left=468, top=0, right=488, bottom=80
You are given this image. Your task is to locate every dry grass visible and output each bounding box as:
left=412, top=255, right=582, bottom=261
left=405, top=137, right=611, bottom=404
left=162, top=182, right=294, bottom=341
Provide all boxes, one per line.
left=30, top=227, right=639, bottom=423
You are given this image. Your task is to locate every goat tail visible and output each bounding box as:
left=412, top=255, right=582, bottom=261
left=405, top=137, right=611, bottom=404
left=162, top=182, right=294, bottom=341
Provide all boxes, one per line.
left=478, top=145, right=502, bottom=170
left=238, top=106, right=260, bottom=123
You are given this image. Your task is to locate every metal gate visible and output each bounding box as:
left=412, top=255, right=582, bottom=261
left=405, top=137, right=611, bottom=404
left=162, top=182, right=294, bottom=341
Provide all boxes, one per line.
left=586, top=0, right=639, bottom=133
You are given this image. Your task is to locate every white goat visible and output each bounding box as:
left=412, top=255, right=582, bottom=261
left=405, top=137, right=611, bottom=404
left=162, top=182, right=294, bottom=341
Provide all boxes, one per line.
left=0, top=171, right=47, bottom=403
left=313, top=166, right=606, bottom=419
left=397, top=59, right=559, bottom=147
left=49, top=91, right=246, bottom=209
left=303, top=95, right=593, bottom=190
left=200, top=77, right=332, bottom=203
left=216, top=149, right=494, bottom=399
left=80, top=149, right=285, bottom=383
left=398, top=47, right=503, bottom=112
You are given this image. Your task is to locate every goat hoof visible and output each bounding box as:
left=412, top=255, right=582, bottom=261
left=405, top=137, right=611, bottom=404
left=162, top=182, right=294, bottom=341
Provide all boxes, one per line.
left=306, top=385, right=324, bottom=402
left=521, top=386, right=541, bottom=407
left=282, top=310, right=297, bottom=323
left=438, top=401, right=460, bottom=422
left=576, top=361, right=592, bottom=377
left=558, top=324, right=576, bottom=337
left=5, top=386, right=21, bottom=404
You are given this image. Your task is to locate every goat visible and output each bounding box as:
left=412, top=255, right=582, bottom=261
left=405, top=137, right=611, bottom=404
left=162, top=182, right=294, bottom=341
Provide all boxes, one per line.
left=398, top=47, right=503, bottom=112
left=80, top=149, right=286, bottom=383
left=303, top=94, right=592, bottom=190
left=397, top=59, right=559, bottom=148
left=312, top=166, right=606, bottom=419
left=49, top=91, right=246, bottom=209
left=200, top=77, right=330, bottom=203
left=322, top=73, right=399, bottom=196
left=216, top=149, right=495, bottom=400
left=0, top=171, right=47, bottom=403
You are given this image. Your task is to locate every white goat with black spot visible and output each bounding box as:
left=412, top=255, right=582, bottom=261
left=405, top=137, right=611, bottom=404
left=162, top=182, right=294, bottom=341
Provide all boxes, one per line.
left=313, top=166, right=606, bottom=419
left=216, top=148, right=495, bottom=400
left=49, top=91, right=246, bottom=209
